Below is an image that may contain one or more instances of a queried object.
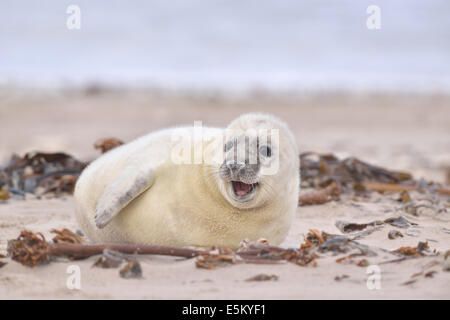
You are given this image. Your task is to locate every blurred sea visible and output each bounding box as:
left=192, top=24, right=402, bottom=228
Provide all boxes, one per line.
left=0, top=0, right=449, bottom=92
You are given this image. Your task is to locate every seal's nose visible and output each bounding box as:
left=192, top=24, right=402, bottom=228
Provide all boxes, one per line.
left=228, top=163, right=245, bottom=174
left=219, top=162, right=243, bottom=179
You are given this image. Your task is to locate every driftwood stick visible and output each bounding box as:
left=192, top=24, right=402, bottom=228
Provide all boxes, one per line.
left=299, top=182, right=341, bottom=206
left=8, top=229, right=279, bottom=267
left=48, top=243, right=206, bottom=259
left=48, top=243, right=272, bottom=260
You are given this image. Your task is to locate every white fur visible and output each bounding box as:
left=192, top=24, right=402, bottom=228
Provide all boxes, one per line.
left=74, top=113, right=299, bottom=248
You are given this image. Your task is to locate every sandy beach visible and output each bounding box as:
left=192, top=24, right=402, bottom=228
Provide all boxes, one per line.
left=0, top=90, right=449, bottom=299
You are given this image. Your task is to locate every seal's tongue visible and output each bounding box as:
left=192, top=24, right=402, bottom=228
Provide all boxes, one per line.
left=233, top=181, right=253, bottom=196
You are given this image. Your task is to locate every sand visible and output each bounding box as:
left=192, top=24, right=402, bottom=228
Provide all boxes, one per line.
left=0, top=89, right=449, bottom=299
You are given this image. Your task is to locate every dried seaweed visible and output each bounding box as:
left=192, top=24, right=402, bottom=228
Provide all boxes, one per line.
left=282, top=247, right=319, bottom=267
left=237, top=238, right=287, bottom=260
left=94, top=137, right=124, bottom=154
left=335, top=220, right=383, bottom=233
left=320, top=235, right=377, bottom=256
left=0, top=152, right=87, bottom=197
left=239, top=239, right=319, bottom=267
left=305, top=228, right=379, bottom=259
left=305, top=229, right=337, bottom=245
left=394, top=241, right=429, bottom=258
left=199, top=237, right=325, bottom=268
left=119, top=260, right=142, bottom=279
left=300, top=152, right=413, bottom=189
left=196, top=247, right=236, bottom=269
left=51, top=228, right=85, bottom=244
left=384, top=216, right=417, bottom=228
left=299, top=152, right=450, bottom=201
left=335, top=216, right=416, bottom=235
left=0, top=138, right=126, bottom=199
left=299, top=182, right=341, bottom=206
left=237, top=231, right=349, bottom=267
left=307, top=229, right=325, bottom=243
left=7, top=230, right=50, bottom=267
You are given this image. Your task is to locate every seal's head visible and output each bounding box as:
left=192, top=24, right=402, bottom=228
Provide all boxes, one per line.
left=214, top=113, right=298, bottom=209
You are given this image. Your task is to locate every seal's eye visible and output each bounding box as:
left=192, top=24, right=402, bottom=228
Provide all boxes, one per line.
left=259, top=145, right=271, bottom=157
left=224, top=140, right=234, bottom=152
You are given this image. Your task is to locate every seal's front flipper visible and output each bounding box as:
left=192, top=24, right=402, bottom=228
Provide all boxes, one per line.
left=95, top=166, right=155, bottom=228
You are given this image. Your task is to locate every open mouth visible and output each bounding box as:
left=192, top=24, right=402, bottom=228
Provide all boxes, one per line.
left=231, top=181, right=258, bottom=197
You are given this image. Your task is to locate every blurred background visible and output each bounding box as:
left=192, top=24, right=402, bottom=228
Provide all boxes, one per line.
left=1, top=0, right=450, bottom=91
left=0, top=0, right=449, bottom=182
